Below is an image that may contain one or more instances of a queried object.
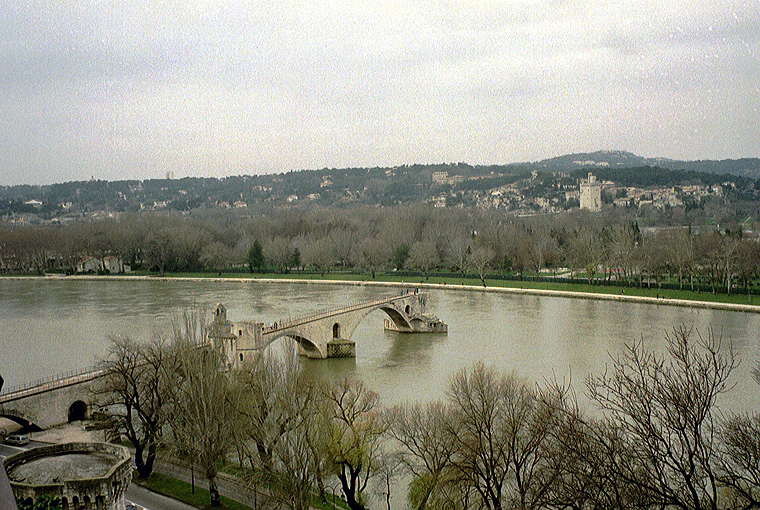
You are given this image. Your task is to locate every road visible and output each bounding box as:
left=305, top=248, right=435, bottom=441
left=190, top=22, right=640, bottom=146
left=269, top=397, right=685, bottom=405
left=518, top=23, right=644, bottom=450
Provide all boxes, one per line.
left=1, top=442, right=195, bottom=510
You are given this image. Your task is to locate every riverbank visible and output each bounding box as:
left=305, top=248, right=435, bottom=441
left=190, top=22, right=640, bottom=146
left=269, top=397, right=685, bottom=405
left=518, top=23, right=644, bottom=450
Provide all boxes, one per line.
left=11, top=272, right=760, bottom=314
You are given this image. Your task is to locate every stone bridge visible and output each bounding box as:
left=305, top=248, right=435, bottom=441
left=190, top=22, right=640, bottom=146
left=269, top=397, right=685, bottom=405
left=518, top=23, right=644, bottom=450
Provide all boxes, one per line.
left=1, top=291, right=446, bottom=430
left=208, top=290, right=446, bottom=364
left=0, top=368, right=103, bottom=431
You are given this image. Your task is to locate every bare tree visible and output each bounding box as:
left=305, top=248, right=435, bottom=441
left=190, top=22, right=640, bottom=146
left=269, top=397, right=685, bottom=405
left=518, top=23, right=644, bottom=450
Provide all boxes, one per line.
left=387, top=402, right=455, bottom=510
left=733, top=239, right=760, bottom=295
left=505, top=224, right=532, bottom=280
left=718, top=413, right=760, bottom=509
left=568, top=226, right=604, bottom=285
left=299, top=235, right=335, bottom=276
left=325, top=378, right=387, bottom=510
left=408, top=241, right=439, bottom=280
left=200, top=241, right=232, bottom=275
left=718, top=363, right=760, bottom=509
left=144, top=228, right=173, bottom=276
left=587, top=326, right=738, bottom=510
left=95, top=334, right=175, bottom=478
left=446, top=233, right=471, bottom=275
left=166, top=312, right=240, bottom=507
left=527, top=226, right=558, bottom=281
left=445, top=363, right=512, bottom=510
left=467, top=246, right=493, bottom=287
left=354, top=237, right=391, bottom=279
left=663, top=228, right=695, bottom=290
left=243, top=342, right=324, bottom=510
left=265, top=236, right=293, bottom=273
left=445, top=363, right=567, bottom=510
left=236, top=343, right=311, bottom=472
left=608, top=222, right=640, bottom=285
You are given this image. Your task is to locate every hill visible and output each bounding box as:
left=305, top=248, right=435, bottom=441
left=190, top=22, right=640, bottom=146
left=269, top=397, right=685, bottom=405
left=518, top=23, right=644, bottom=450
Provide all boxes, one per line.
left=532, top=151, right=760, bottom=179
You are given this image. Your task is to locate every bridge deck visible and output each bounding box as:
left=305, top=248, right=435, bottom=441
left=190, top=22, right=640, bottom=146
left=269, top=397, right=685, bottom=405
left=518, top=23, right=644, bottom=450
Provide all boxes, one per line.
left=0, top=367, right=105, bottom=404
left=260, top=290, right=423, bottom=335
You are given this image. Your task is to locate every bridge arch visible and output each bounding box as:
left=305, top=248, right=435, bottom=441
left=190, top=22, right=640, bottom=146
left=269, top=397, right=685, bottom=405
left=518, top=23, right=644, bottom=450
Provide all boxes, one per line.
left=377, top=305, right=413, bottom=331
left=288, top=334, right=322, bottom=357
left=68, top=400, right=87, bottom=422
left=333, top=323, right=341, bottom=338
left=0, top=409, right=42, bottom=431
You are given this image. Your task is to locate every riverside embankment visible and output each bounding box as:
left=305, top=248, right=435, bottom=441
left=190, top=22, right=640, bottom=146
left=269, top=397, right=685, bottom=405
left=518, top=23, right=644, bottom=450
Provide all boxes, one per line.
left=23, top=273, right=760, bottom=314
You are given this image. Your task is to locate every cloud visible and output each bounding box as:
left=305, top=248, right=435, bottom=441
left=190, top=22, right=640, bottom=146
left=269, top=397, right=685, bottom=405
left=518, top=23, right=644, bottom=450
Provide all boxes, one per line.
left=0, top=1, right=758, bottom=184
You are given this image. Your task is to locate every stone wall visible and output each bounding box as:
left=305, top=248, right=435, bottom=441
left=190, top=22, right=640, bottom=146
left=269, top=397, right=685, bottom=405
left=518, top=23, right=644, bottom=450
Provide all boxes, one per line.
left=1, top=379, right=96, bottom=430
left=5, top=442, right=131, bottom=510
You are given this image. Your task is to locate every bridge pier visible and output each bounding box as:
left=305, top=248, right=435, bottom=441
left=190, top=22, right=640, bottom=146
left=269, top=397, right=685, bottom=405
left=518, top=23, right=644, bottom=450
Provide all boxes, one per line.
left=325, top=338, right=356, bottom=358
left=384, top=315, right=448, bottom=333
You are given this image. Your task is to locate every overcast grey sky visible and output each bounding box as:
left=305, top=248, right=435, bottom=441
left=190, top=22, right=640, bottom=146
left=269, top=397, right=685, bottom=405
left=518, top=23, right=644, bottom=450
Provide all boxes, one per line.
left=1, top=1, right=758, bottom=185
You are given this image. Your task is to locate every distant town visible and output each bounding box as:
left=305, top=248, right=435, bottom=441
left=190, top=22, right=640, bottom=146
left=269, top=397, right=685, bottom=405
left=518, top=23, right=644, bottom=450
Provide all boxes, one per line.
left=2, top=151, right=759, bottom=225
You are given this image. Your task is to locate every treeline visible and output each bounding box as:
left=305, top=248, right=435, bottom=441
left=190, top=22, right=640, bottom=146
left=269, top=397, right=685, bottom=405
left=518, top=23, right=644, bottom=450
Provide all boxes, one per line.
left=2, top=206, right=760, bottom=295
left=0, top=163, right=492, bottom=214
left=99, top=316, right=760, bottom=510
left=569, top=166, right=757, bottom=188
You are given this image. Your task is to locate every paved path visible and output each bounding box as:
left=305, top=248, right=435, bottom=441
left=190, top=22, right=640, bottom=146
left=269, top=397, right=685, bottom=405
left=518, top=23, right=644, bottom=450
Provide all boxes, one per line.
left=126, top=484, right=197, bottom=510
left=152, top=456, right=260, bottom=509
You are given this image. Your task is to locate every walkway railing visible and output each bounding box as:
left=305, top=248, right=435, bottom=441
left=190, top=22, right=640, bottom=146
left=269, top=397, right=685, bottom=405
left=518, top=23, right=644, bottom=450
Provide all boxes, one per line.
left=0, top=365, right=105, bottom=402
left=261, top=290, right=421, bottom=335
left=0, top=337, right=209, bottom=403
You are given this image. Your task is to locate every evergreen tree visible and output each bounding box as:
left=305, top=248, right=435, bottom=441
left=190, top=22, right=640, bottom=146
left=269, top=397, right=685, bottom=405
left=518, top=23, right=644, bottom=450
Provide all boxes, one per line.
left=248, top=239, right=264, bottom=273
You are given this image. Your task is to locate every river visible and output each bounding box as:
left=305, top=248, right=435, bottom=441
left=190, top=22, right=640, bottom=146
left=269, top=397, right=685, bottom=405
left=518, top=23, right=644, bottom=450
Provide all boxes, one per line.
left=2, top=277, right=759, bottom=505
left=2, top=277, right=759, bottom=407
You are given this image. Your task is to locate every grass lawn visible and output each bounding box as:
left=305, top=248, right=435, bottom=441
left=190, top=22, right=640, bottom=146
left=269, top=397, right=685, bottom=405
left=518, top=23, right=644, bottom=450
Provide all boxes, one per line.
left=137, top=472, right=349, bottom=510
left=162, top=271, right=760, bottom=307
left=136, top=474, right=252, bottom=510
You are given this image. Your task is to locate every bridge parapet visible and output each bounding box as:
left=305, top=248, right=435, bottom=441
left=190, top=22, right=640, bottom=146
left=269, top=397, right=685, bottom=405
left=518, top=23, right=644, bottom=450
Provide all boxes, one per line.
left=0, top=367, right=104, bottom=404
left=261, top=290, right=425, bottom=333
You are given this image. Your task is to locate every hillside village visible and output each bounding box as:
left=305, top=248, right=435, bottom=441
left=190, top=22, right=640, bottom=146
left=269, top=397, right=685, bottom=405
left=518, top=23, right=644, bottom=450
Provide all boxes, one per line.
left=1, top=152, right=755, bottom=226
left=428, top=169, right=732, bottom=214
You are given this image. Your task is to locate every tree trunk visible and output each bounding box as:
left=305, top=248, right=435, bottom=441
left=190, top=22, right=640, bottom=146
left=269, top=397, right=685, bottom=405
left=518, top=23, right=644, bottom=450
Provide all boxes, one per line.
left=338, top=471, right=365, bottom=510
left=209, top=474, right=221, bottom=507
left=134, top=444, right=148, bottom=479
left=133, top=443, right=156, bottom=478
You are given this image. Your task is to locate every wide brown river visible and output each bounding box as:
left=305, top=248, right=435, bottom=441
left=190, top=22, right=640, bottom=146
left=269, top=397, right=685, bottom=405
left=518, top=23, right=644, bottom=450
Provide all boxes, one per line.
left=2, top=277, right=758, bottom=411
left=3, top=277, right=759, bottom=508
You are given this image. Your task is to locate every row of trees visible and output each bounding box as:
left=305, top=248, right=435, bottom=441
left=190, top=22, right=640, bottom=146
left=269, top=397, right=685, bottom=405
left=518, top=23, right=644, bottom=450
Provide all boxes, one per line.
left=96, top=311, right=386, bottom=510
left=97, top=313, right=760, bottom=510
left=2, top=206, right=760, bottom=293
left=390, top=328, right=760, bottom=510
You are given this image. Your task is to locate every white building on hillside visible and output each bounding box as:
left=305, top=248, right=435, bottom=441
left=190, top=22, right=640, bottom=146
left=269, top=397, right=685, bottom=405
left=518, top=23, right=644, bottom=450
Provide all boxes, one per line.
left=580, top=172, right=602, bottom=212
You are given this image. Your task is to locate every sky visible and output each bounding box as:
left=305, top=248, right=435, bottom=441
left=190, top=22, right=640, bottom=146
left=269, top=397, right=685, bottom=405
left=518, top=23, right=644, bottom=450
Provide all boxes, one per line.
left=1, top=1, right=758, bottom=186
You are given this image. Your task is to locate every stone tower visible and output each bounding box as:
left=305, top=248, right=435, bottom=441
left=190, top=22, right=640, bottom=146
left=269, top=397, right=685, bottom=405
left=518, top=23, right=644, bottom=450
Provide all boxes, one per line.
left=580, top=172, right=602, bottom=212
